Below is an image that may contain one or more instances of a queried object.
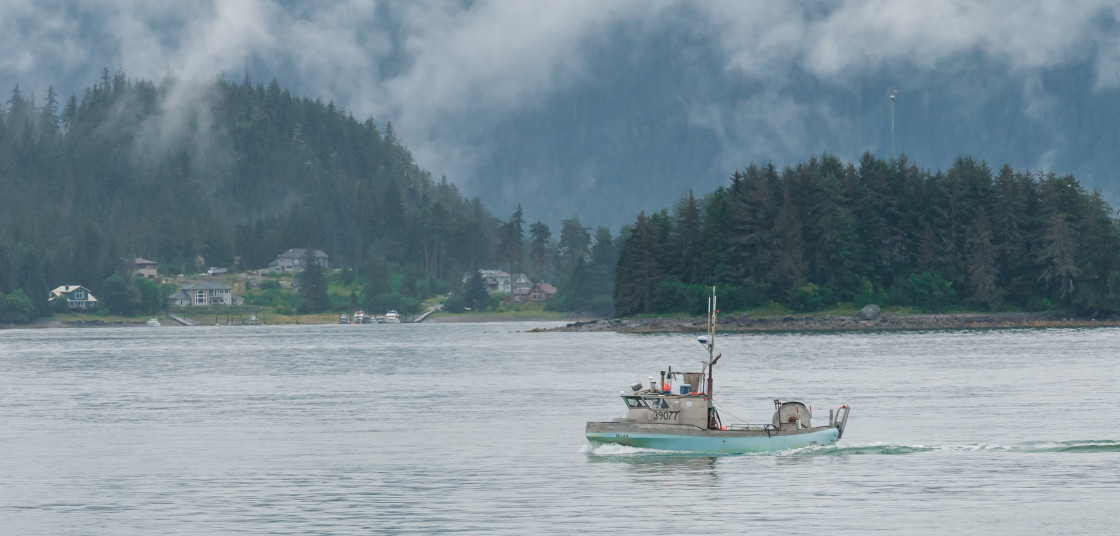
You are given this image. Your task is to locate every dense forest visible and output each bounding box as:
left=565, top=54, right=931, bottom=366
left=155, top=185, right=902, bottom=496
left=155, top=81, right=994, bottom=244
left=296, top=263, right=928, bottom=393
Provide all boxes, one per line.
left=0, top=71, right=614, bottom=323
left=6, top=71, right=1119, bottom=325
left=615, top=154, right=1120, bottom=316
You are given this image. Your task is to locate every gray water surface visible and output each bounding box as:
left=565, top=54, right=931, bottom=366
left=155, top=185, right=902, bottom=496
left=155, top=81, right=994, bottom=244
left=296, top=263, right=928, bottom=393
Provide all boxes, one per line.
left=3, top=323, right=1119, bottom=534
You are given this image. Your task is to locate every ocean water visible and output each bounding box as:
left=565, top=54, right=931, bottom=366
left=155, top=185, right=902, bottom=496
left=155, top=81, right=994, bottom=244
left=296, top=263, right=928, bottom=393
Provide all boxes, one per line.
left=2, top=323, right=1118, bottom=534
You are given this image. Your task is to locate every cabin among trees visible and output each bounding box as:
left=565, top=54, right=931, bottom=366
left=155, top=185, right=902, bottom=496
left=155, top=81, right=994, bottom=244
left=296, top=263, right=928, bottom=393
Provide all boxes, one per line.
left=132, top=258, right=158, bottom=279
left=266, top=249, right=329, bottom=273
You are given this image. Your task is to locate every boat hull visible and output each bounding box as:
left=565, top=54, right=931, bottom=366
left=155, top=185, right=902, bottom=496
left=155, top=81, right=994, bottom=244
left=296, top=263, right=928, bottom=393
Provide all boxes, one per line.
left=586, top=421, right=839, bottom=453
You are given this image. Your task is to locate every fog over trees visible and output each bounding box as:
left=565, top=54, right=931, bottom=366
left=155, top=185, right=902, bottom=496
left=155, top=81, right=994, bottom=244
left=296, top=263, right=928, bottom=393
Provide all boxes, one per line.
left=0, top=72, right=614, bottom=322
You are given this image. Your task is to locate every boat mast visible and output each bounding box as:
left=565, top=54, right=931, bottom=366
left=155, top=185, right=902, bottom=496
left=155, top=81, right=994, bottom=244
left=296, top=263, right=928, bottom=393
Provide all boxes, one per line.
left=706, top=286, right=717, bottom=396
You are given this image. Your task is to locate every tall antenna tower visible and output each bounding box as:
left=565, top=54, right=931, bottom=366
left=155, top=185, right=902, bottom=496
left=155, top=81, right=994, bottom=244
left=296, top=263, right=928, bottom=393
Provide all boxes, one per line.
left=889, top=89, right=897, bottom=161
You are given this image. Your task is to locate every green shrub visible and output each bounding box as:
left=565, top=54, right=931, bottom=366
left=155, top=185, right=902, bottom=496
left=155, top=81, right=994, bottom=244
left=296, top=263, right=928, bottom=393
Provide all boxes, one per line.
left=907, top=271, right=956, bottom=313
left=443, top=294, right=466, bottom=313
left=790, top=282, right=824, bottom=312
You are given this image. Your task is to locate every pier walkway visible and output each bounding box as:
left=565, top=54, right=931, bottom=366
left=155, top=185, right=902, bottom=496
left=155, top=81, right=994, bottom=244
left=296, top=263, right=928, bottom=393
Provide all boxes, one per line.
left=414, top=304, right=442, bottom=323
left=168, top=313, right=197, bottom=326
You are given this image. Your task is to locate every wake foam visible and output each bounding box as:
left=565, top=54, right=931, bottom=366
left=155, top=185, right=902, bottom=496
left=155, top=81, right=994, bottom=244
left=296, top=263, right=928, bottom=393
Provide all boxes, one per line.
left=582, top=439, right=1120, bottom=457
left=783, top=440, right=1120, bottom=456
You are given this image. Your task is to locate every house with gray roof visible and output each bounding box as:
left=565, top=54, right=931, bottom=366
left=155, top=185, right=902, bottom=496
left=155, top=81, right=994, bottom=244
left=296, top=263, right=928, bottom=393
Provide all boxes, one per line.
left=133, top=257, right=158, bottom=279
left=266, top=248, right=329, bottom=272
left=166, top=291, right=191, bottom=307
left=176, top=282, right=233, bottom=306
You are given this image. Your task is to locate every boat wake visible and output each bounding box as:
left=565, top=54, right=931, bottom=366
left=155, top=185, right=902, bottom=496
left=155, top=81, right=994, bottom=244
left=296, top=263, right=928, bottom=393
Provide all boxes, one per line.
left=583, top=439, right=1120, bottom=458
left=780, top=439, right=1120, bottom=456
left=582, top=443, right=665, bottom=456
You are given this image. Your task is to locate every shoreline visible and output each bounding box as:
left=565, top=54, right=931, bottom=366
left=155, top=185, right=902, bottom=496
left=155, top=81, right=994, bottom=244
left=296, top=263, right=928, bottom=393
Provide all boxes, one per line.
left=546, top=311, right=1120, bottom=333
left=8, top=311, right=1120, bottom=332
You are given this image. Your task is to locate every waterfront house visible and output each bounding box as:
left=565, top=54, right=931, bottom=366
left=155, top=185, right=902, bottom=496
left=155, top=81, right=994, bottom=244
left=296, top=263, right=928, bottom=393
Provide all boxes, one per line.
left=49, top=285, right=98, bottom=310
left=479, top=270, right=511, bottom=293
left=508, top=273, right=534, bottom=303
left=529, top=282, right=557, bottom=303
left=166, top=291, right=191, bottom=307
left=178, top=282, right=233, bottom=306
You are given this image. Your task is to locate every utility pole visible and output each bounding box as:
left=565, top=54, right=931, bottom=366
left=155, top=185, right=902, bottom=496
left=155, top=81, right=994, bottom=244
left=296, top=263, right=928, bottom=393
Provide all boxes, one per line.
left=889, top=89, right=897, bottom=161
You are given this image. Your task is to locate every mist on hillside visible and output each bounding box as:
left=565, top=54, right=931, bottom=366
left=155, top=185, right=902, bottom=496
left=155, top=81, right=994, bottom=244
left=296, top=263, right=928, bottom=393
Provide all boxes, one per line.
left=4, top=1, right=1120, bottom=228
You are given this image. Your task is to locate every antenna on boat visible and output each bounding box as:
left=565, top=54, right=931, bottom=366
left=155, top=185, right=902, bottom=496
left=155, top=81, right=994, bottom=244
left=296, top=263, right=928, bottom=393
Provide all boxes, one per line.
left=705, top=286, right=719, bottom=397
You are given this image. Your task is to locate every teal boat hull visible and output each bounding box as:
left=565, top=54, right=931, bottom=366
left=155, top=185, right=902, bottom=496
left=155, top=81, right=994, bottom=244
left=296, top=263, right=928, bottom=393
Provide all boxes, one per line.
left=586, top=423, right=840, bottom=453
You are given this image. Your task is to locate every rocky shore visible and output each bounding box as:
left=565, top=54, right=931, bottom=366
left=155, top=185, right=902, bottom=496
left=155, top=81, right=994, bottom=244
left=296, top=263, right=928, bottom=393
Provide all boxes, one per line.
left=548, top=308, right=1120, bottom=333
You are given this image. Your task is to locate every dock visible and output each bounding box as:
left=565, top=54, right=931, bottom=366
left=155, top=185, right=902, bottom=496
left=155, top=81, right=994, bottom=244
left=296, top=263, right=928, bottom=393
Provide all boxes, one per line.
left=167, top=313, right=197, bottom=326
left=414, top=304, right=442, bottom=323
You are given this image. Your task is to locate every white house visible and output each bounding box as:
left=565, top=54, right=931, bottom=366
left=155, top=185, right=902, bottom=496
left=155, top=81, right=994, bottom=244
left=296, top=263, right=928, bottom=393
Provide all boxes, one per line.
left=177, top=282, right=233, bottom=306
left=480, top=270, right=511, bottom=293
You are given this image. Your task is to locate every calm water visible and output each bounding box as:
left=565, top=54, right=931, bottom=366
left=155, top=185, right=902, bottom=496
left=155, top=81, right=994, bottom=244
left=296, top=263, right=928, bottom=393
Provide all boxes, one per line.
left=2, top=323, right=1119, bottom=534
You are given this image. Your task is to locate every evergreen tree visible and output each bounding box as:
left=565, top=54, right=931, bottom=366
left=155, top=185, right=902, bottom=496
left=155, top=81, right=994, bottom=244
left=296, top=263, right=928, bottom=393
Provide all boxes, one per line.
left=966, top=211, right=998, bottom=306
left=557, top=217, right=591, bottom=276
left=670, top=190, right=704, bottom=284
left=614, top=212, right=660, bottom=315
left=464, top=270, right=489, bottom=311
left=585, top=226, right=617, bottom=316
left=500, top=205, right=525, bottom=275
left=528, top=221, right=551, bottom=279
left=297, top=253, right=331, bottom=314
left=1037, top=175, right=1081, bottom=304
left=769, top=186, right=805, bottom=296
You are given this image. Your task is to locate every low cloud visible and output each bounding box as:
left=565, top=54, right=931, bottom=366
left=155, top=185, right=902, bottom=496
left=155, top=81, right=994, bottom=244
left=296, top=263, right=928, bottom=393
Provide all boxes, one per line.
left=3, top=0, right=1119, bottom=222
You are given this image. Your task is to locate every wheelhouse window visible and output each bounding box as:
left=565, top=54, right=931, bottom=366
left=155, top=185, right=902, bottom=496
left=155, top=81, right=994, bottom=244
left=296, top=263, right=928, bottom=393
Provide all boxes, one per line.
left=623, top=397, right=645, bottom=408
left=643, top=398, right=669, bottom=409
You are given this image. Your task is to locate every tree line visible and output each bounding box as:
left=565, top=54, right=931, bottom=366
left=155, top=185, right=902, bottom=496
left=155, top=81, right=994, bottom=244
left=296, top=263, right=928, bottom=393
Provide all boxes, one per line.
left=614, top=154, right=1120, bottom=316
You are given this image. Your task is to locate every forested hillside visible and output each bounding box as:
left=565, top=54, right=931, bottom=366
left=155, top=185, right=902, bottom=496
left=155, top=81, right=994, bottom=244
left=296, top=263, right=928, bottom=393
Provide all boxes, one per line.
left=0, top=71, right=512, bottom=322
left=615, top=154, right=1120, bottom=316
left=7, top=71, right=1117, bottom=325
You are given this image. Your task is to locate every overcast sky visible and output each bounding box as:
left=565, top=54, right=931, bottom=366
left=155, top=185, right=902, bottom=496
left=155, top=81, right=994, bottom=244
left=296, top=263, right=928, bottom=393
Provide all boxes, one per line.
left=4, top=1, right=1120, bottom=224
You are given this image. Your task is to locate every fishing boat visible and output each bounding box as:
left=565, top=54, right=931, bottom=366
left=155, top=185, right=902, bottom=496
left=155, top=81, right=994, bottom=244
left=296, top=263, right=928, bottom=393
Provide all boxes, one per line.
left=352, top=310, right=367, bottom=324
left=382, top=310, right=401, bottom=324
left=146, top=317, right=160, bottom=327
left=585, top=287, right=849, bottom=453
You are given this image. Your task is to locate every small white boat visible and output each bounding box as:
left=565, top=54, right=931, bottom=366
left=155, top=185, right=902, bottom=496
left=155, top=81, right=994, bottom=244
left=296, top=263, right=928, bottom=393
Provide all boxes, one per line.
left=352, top=310, right=367, bottom=324
left=382, top=310, right=401, bottom=324
left=146, top=318, right=160, bottom=327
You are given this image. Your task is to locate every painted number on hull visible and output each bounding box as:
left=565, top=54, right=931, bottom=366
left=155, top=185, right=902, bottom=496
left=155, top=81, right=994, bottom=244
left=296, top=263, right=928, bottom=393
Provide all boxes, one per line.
left=651, top=411, right=679, bottom=422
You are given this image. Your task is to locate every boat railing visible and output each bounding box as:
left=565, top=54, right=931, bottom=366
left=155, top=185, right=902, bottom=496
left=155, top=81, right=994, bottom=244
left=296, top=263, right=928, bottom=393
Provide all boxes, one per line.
left=830, top=405, right=851, bottom=440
